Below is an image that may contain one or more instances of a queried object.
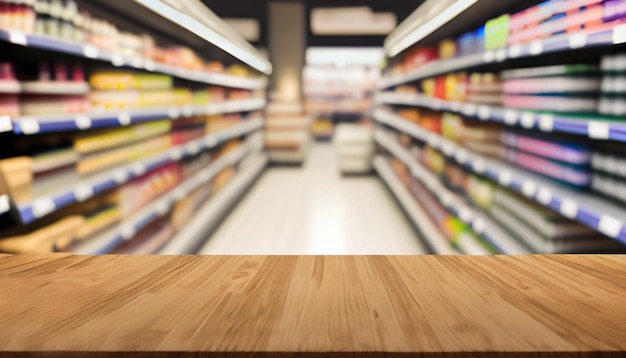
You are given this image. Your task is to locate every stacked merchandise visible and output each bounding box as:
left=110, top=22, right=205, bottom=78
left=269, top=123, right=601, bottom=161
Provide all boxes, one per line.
left=333, top=124, right=374, bottom=174
left=265, top=102, right=311, bottom=164
left=0, top=0, right=261, bottom=80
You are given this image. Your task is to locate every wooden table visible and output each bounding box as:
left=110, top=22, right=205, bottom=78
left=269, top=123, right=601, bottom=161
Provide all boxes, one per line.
left=0, top=254, right=625, bottom=357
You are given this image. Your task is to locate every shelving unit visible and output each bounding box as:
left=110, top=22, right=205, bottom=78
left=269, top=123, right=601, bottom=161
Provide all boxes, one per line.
left=373, top=0, right=626, bottom=254
left=375, top=129, right=531, bottom=254
left=0, top=0, right=271, bottom=254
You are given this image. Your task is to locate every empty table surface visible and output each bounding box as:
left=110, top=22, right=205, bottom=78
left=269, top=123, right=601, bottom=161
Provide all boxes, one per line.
left=0, top=254, right=625, bottom=357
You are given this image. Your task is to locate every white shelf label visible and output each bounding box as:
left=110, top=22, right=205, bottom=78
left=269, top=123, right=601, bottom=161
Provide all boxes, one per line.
left=74, top=185, right=94, bottom=202
left=440, top=192, right=453, bottom=206
left=156, top=201, right=170, bottom=216
left=537, top=188, right=553, bottom=205
left=0, top=115, right=13, bottom=132
left=503, top=110, right=519, bottom=125
left=20, top=119, right=40, bottom=135
left=0, top=195, right=9, bottom=214
left=529, top=40, right=543, bottom=55
left=450, top=102, right=462, bottom=112
left=568, top=33, right=587, bottom=49
left=133, top=163, right=146, bottom=176
left=559, top=199, right=579, bottom=219
left=473, top=159, right=486, bottom=174
left=117, top=112, right=131, bottom=126
left=459, top=207, right=473, bottom=222
left=472, top=218, right=486, bottom=234
left=520, top=112, right=535, bottom=128
left=182, top=105, right=195, bottom=117
left=121, top=226, right=136, bottom=240
left=174, top=188, right=186, bottom=201
left=205, top=135, right=218, bottom=147
left=588, top=122, right=610, bottom=140
left=598, top=215, right=623, bottom=238
left=32, top=198, right=55, bottom=218
left=613, top=24, right=626, bottom=44
left=75, top=115, right=91, bottom=130
left=144, top=59, right=156, bottom=71
left=131, top=57, right=144, bottom=68
left=441, top=141, right=455, bottom=156
left=498, top=170, right=513, bottom=186
left=8, top=30, right=27, bottom=46
left=483, top=50, right=495, bottom=63
left=455, top=148, right=469, bottom=164
left=111, top=53, right=125, bottom=67
left=83, top=45, right=99, bottom=59
left=187, top=142, right=200, bottom=155
left=114, top=170, right=128, bottom=184
left=168, top=107, right=181, bottom=119
left=539, top=114, right=554, bottom=132
left=495, top=48, right=507, bottom=62
left=462, top=103, right=477, bottom=116
left=170, top=147, right=184, bottom=161
left=522, top=180, right=537, bottom=197
left=477, top=105, right=491, bottom=120
left=508, top=44, right=522, bottom=58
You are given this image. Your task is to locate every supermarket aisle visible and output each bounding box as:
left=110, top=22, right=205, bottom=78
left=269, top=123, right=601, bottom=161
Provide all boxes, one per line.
left=201, top=144, right=426, bottom=254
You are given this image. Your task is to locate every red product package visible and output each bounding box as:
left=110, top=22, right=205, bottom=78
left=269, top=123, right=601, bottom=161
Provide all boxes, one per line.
left=434, top=76, right=447, bottom=100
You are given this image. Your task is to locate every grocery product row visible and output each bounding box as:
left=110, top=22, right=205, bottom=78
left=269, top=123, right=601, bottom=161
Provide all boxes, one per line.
left=381, top=0, right=626, bottom=88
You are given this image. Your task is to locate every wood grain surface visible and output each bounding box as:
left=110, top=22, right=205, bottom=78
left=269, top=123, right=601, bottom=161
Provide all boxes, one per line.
left=0, top=254, right=625, bottom=357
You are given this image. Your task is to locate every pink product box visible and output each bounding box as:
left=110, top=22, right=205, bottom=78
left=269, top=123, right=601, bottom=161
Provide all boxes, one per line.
left=504, top=94, right=598, bottom=112
left=506, top=149, right=591, bottom=187
left=502, top=132, right=591, bottom=164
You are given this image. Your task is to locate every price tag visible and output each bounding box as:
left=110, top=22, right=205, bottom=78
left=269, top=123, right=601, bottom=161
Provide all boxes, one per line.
left=483, top=50, right=495, bottom=63
left=613, top=24, right=626, bottom=44
left=183, top=105, right=195, bottom=117
left=75, top=115, right=91, bottom=130
left=588, top=122, right=610, bottom=140
left=200, top=169, right=212, bottom=182
left=508, top=44, right=522, bottom=58
left=144, top=59, right=156, bottom=71
left=114, top=170, right=128, bottom=184
left=520, top=112, right=535, bottom=128
left=495, top=48, right=507, bottom=62
left=598, top=215, right=623, bottom=238
left=559, top=198, right=578, bottom=219
left=205, top=135, right=218, bottom=147
left=504, top=110, right=519, bottom=125
left=529, top=40, right=543, bottom=55
left=156, top=201, right=170, bottom=216
left=568, top=33, right=587, bottom=49
left=168, top=107, right=180, bottom=119
left=450, top=102, right=462, bottom=112
left=32, top=198, right=55, bottom=218
left=20, top=119, right=40, bottom=135
left=522, top=180, right=537, bottom=197
left=117, top=112, right=131, bottom=126
left=80, top=44, right=100, bottom=60
left=459, top=207, right=473, bottom=222
left=472, top=218, right=486, bottom=234
left=462, top=103, right=477, bottom=116
left=74, top=185, right=94, bottom=202
left=0, top=115, right=12, bottom=132
left=131, top=57, right=144, bottom=68
left=473, top=159, right=486, bottom=173
left=455, top=148, right=469, bottom=164
left=498, top=170, right=513, bottom=186
left=539, top=114, right=554, bottom=132
left=8, top=30, right=27, bottom=46
left=440, top=192, right=453, bottom=206
left=0, top=195, right=9, bottom=214
left=121, top=226, right=136, bottom=240
left=537, top=188, right=553, bottom=205
left=170, top=147, right=184, bottom=161
left=133, top=163, right=146, bottom=176
left=174, top=188, right=186, bottom=201
left=187, top=142, right=200, bottom=155
left=111, top=53, right=125, bottom=67
left=441, top=141, right=455, bottom=156
left=478, top=105, right=491, bottom=120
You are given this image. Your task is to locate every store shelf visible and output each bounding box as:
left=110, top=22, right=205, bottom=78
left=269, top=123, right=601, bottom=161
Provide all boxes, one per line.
left=373, top=155, right=458, bottom=255
left=163, top=153, right=268, bottom=255
left=0, top=29, right=268, bottom=90
left=376, top=92, right=626, bottom=142
left=20, top=82, right=90, bottom=95
left=7, top=97, right=266, bottom=135
left=380, top=25, right=626, bottom=89
left=72, top=145, right=250, bottom=255
left=374, top=108, right=626, bottom=244
left=0, top=80, right=21, bottom=93
left=9, top=118, right=264, bottom=225
left=375, top=129, right=531, bottom=255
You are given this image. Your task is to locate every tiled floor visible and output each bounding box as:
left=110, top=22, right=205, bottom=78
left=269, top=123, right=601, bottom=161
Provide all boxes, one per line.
left=200, top=144, right=426, bottom=255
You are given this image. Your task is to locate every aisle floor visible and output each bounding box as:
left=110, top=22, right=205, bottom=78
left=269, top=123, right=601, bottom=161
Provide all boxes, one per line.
left=201, top=144, right=426, bottom=255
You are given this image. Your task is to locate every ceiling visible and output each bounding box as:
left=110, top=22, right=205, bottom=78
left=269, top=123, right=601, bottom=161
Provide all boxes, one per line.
left=202, top=0, right=423, bottom=48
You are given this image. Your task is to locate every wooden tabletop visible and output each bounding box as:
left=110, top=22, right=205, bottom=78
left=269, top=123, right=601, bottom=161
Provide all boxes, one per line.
left=0, top=254, right=625, bottom=357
